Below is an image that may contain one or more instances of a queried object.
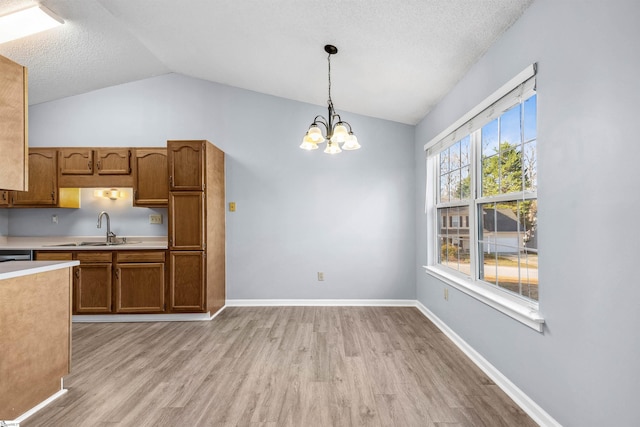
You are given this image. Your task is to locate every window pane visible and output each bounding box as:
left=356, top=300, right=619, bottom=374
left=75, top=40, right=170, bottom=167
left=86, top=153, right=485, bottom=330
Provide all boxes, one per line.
left=450, top=140, right=461, bottom=170
left=500, top=104, right=522, bottom=147
left=479, top=200, right=539, bottom=302
left=482, top=119, right=499, bottom=159
left=460, top=166, right=470, bottom=199
left=438, top=206, right=470, bottom=278
left=498, top=142, right=523, bottom=194
left=523, top=140, right=537, bottom=192
left=450, top=170, right=461, bottom=201
left=460, top=136, right=470, bottom=167
left=440, top=148, right=450, bottom=173
left=440, top=173, right=450, bottom=203
left=524, top=95, right=537, bottom=142
left=482, top=155, right=499, bottom=197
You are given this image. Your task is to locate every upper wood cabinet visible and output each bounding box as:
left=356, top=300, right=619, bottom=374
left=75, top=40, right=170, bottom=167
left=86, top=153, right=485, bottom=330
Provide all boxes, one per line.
left=59, top=148, right=93, bottom=175
left=168, top=140, right=205, bottom=191
left=58, top=147, right=133, bottom=188
left=0, top=54, right=28, bottom=192
left=133, top=148, right=169, bottom=207
left=96, top=148, right=131, bottom=175
left=12, top=149, right=58, bottom=207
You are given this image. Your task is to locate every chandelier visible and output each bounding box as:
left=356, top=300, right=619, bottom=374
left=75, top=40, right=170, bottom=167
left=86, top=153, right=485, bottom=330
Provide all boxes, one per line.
left=300, top=45, right=361, bottom=154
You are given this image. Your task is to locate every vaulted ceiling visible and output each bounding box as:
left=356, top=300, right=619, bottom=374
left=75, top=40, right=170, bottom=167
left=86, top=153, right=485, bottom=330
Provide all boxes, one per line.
left=0, top=0, right=533, bottom=124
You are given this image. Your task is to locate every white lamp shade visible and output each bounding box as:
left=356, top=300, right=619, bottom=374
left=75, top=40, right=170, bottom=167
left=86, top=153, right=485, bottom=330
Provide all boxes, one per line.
left=307, top=125, right=325, bottom=143
left=331, top=124, right=349, bottom=143
left=324, top=141, right=342, bottom=154
left=300, top=134, right=319, bottom=150
left=342, top=133, right=361, bottom=150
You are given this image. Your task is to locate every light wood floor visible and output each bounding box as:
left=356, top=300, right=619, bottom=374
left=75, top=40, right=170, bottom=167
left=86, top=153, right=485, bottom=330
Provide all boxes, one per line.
left=23, top=307, right=536, bottom=426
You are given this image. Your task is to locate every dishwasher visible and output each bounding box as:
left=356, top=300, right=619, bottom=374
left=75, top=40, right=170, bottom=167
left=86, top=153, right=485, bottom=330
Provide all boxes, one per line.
left=0, top=249, right=33, bottom=262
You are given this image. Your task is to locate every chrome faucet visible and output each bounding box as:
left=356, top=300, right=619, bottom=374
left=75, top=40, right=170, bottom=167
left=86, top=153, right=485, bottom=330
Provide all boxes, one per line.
left=97, top=211, right=116, bottom=244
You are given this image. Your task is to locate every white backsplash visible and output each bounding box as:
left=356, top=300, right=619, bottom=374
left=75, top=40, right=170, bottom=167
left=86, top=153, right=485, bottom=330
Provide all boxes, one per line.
left=7, top=188, right=167, bottom=237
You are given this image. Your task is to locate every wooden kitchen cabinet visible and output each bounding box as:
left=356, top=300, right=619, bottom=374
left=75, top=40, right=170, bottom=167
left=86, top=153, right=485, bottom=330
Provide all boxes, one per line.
left=96, top=148, right=131, bottom=175
left=169, top=191, right=204, bottom=250
left=11, top=148, right=58, bottom=207
left=167, top=140, right=225, bottom=315
left=59, top=148, right=93, bottom=175
left=168, top=140, right=205, bottom=191
left=57, top=147, right=133, bottom=188
left=0, top=54, right=28, bottom=192
left=169, top=251, right=205, bottom=312
left=133, top=148, right=169, bottom=207
left=74, top=252, right=113, bottom=314
left=115, top=251, right=166, bottom=313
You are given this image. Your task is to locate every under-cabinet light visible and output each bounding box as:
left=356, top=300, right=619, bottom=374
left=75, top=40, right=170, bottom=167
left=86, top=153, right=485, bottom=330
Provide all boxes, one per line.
left=0, top=5, right=64, bottom=44
left=94, top=189, right=125, bottom=201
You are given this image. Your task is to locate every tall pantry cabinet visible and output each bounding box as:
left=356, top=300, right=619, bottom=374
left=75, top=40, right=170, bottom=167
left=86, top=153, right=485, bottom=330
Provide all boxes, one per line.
left=167, top=140, right=225, bottom=316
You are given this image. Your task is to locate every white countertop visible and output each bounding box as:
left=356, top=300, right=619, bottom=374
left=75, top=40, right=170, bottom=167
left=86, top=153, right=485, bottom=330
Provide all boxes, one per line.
left=0, top=260, right=80, bottom=280
left=0, top=236, right=168, bottom=251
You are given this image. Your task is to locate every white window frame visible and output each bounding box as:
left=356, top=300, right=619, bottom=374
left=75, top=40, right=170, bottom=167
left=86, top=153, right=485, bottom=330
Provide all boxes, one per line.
left=423, top=64, right=544, bottom=332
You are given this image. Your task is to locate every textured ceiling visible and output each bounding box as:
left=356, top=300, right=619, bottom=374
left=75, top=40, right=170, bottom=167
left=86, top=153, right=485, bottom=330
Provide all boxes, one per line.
left=0, top=0, right=533, bottom=124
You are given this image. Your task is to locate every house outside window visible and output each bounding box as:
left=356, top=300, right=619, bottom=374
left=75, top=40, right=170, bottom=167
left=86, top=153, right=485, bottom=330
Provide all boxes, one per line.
left=424, top=65, right=542, bottom=330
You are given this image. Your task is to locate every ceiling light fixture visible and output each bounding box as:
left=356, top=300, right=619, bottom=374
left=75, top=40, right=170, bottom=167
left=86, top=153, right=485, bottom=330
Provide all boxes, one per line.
left=0, top=5, right=64, bottom=45
left=300, top=45, right=361, bottom=154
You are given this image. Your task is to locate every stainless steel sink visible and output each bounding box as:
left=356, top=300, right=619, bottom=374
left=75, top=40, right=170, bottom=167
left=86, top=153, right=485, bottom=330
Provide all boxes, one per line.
left=44, top=239, right=140, bottom=247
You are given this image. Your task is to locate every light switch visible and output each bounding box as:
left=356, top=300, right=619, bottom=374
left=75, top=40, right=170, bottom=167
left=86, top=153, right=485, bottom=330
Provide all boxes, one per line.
left=229, top=202, right=236, bottom=212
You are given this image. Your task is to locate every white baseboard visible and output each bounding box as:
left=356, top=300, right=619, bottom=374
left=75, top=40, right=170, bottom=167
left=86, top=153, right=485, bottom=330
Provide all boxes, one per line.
left=5, top=384, right=67, bottom=425
left=225, top=299, right=416, bottom=307
left=72, top=307, right=226, bottom=323
left=414, top=301, right=561, bottom=427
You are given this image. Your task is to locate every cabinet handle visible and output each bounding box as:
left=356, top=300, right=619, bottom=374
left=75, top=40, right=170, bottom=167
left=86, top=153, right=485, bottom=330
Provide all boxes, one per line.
left=169, top=175, right=173, bottom=187
left=51, top=191, right=55, bottom=201
left=88, top=160, right=92, bottom=170
left=75, top=268, right=80, bottom=279
left=115, top=269, right=119, bottom=280
left=97, top=160, right=101, bottom=170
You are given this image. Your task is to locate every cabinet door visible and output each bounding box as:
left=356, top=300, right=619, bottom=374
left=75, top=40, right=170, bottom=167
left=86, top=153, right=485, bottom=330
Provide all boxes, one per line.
left=96, top=148, right=131, bottom=175
left=169, top=251, right=205, bottom=312
left=169, top=191, right=204, bottom=250
left=0, top=54, right=28, bottom=192
left=168, top=140, right=205, bottom=190
left=74, top=263, right=112, bottom=314
left=12, top=149, right=57, bottom=206
left=59, top=148, right=93, bottom=175
left=133, top=149, right=169, bottom=207
left=115, top=263, right=165, bottom=313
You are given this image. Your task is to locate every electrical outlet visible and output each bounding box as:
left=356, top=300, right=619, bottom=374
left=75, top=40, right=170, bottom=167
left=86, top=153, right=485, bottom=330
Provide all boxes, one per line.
left=52, top=214, right=58, bottom=224
left=317, top=272, right=324, bottom=281
left=149, top=214, right=162, bottom=224
left=229, top=202, right=236, bottom=212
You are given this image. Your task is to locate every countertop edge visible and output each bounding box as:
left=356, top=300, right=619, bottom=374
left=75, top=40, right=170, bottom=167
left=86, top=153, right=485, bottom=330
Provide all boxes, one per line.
left=0, top=261, right=80, bottom=280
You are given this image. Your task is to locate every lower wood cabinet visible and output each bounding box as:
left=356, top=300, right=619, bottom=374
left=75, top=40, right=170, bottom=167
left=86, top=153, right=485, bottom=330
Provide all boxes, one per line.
left=169, top=251, right=205, bottom=312
left=36, top=250, right=167, bottom=315
left=74, top=252, right=112, bottom=314
left=115, top=251, right=165, bottom=313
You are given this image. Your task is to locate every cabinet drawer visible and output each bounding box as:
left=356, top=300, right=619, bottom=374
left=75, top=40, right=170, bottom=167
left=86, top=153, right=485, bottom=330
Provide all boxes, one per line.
left=117, top=251, right=165, bottom=263
left=35, top=251, right=73, bottom=261
left=75, top=251, right=113, bottom=262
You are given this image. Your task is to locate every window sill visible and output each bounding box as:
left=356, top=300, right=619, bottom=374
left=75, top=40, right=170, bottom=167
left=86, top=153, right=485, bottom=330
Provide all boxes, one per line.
left=422, top=265, right=544, bottom=332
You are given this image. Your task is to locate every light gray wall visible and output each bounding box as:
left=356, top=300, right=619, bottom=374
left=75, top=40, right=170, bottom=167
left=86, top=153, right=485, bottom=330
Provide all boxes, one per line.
left=415, top=0, right=640, bottom=426
left=26, top=73, right=416, bottom=300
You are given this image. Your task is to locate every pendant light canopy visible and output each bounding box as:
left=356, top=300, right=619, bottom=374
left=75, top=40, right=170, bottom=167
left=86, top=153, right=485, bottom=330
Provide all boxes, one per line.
left=300, top=45, right=361, bottom=154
